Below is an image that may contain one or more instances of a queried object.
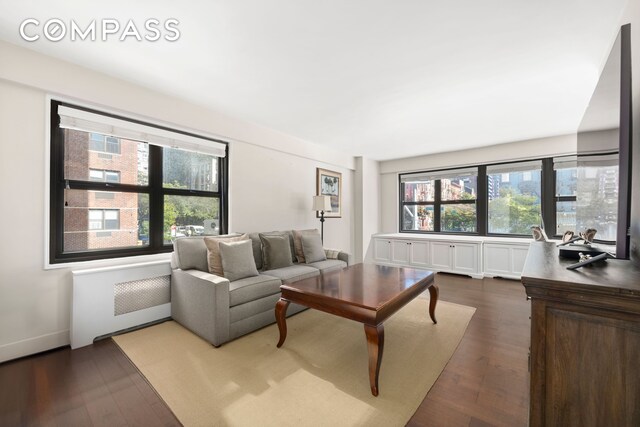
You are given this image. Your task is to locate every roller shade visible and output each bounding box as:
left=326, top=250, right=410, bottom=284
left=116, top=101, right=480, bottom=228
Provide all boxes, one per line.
left=553, top=156, right=577, bottom=170
left=486, top=160, right=541, bottom=175
left=577, top=153, right=618, bottom=167
left=58, top=105, right=226, bottom=157
left=400, top=167, right=477, bottom=182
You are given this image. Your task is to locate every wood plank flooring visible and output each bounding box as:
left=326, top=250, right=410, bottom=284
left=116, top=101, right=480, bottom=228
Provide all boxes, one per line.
left=0, top=273, right=530, bottom=427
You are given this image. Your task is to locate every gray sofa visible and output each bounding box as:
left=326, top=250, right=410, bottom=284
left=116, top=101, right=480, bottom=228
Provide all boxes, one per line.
left=170, top=231, right=350, bottom=347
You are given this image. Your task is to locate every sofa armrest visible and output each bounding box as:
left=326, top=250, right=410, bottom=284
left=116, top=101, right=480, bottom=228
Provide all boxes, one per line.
left=171, top=269, right=231, bottom=346
left=324, top=248, right=352, bottom=266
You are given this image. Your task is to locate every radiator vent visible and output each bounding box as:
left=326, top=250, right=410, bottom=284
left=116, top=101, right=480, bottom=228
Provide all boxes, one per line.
left=114, top=275, right=171, bottom=316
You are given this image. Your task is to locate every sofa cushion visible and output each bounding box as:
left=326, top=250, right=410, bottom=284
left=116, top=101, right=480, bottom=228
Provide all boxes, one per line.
left=173, top=237, right=208, bottom=271
left=261, top=265, right=320, bottom=283
left=293, top=229, right=320, bottom=263
left=259, top=234, right=293, bottom=271
left=229, top=274, right=282, bottom=307
left=204, top=234, right=248, bottom=276
left=301, top=233, right=327, bottom=263
left=306, top=259, right=347, bottom=274
left=219, top=240, right=259, bottom=282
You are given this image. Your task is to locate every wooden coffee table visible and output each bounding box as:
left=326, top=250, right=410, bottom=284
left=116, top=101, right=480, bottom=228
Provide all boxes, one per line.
left=275, top=263, right=437, bottom=396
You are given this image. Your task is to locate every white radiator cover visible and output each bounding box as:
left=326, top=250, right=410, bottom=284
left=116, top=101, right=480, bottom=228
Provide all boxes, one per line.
left=71, top=260, right=172, bottom=349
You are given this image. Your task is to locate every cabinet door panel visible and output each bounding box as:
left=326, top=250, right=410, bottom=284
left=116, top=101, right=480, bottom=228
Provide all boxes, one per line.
left=430, top=242, right=452, bottom=271
left=484, top=244, right=511, bottom=275
left=373, top=239, right=391, bottom=262
left=410, top=241, right=430, bottom=268
left=453, top=243, right=479, bottom=274
left=391, top=240, right=410, bottom=264
left=511, top=246, right=529, bottom=275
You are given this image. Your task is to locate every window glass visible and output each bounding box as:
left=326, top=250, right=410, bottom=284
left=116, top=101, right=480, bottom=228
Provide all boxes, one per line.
left=441, top=175, right=477, bottom=201
left=64, top=129, right=148, bottom=185
left=576, top=163, right=618, bottom=241
left=441, top=204, right=477, bottom=232
left=164, top=195, right=220, bottom=243
left=402, top=205, right=434, bottom=231
left=556, top=201, right=577, bottom=235
left=63, top=189, right=148, bottom=252
left=403, top=180, right=434, bottom=202
left=163, top=148, right=218, bottom=192
left=488, top=165, right=541, bottom=234
left=556, top=168, right=577, bottom=197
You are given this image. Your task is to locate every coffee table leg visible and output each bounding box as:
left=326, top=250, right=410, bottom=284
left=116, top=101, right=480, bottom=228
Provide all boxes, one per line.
left=364, top=324, right=384, bottom=396
left=428, top=284, right=439, bottom=324
left=275, top=299, right=290, bottom=348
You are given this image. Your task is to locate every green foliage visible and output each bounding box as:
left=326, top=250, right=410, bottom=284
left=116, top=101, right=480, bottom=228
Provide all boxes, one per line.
left=441, top=204, right=476, bottom=232
left=489, top=187, right=541, bottom=234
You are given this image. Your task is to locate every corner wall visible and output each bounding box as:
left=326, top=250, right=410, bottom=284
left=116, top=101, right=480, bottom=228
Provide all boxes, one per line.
left=0, top=42, right=355, bottom=362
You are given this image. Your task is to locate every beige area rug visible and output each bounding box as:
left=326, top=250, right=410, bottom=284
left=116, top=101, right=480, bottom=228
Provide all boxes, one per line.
left=113, top=297, right=475, bottom=427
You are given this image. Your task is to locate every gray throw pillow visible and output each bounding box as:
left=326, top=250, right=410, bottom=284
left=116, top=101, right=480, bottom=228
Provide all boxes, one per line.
left=218, top=240, right=259, bottom=282
left=259, top=234, right=293, bottom=271
left=301, top=233, right=327, bottom=263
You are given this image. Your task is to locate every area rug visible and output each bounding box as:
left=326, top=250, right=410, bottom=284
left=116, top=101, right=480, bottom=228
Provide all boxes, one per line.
left=113, top=297, right=475, bottom=427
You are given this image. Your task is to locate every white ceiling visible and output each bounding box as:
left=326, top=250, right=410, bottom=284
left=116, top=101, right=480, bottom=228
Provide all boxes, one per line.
left=0, top=0, right=629, bottom=160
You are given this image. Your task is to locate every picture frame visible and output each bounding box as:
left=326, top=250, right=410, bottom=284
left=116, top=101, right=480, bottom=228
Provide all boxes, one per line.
left=316, top=168, right=342, bottom=218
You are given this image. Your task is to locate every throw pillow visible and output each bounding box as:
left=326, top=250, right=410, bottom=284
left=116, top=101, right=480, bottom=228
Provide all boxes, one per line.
left=259, top=231, right=296, bottom=263
left=204, top=234, right=248, bottom=276
left=218, top=240, right=259, bottom=281
left=301, top=233, right=327, bottom=263
left=293, top=229, right=320, bottom=263
left=259, top=234, right=293, bottom=271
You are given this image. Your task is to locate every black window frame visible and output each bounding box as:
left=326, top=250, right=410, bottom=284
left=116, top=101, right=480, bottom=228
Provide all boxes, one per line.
left=399, top=157, right=607, bottom=239
left=399, top=168, right=480, bottom=235
left=49, top=100, right=229, bottom=264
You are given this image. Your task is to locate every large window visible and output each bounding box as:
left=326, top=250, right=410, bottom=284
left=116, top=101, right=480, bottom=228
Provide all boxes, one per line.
left=50, top=101, right=228, bottom=263
left=401, top=168, right=478, bottom=233
left=487, top=161, right=541, bottom=235
left=399, top=155, right=622, bottom=241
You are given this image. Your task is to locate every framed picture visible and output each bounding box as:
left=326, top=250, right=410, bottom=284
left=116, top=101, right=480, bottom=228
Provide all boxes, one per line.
left=316, top=168, right=342, bottom=218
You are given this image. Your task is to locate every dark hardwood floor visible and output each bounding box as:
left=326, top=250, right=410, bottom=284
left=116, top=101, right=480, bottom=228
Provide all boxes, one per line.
left=0, top=273, right=530, bottom=427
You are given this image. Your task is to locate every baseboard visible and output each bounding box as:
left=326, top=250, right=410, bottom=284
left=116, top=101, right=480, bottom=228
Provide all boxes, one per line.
left=0, top=330, right=70, bottom=363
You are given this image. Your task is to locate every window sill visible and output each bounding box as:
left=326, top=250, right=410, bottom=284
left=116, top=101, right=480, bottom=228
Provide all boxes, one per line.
left=44, top=251, right=172, bottom=271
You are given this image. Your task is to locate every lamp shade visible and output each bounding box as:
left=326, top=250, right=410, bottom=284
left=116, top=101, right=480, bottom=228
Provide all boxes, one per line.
left=312, top=195, right=332, bottom=212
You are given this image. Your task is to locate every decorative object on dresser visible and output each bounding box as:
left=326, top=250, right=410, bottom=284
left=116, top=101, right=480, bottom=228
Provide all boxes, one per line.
left=312, top=195, right=332, bottom=242
left=521, top=241, right=640, bottom=426
left=316, top=167, right=342, bottom=217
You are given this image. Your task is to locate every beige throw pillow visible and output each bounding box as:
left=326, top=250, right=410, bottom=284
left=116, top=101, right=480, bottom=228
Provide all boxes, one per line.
left=204, top=234, right=248, bottom=276
left=293, top=229, right=320, bottom=263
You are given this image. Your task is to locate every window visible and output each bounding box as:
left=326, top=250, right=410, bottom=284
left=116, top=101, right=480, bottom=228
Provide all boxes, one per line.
left=50, top=101, right=228, bottom=263
left=88, top=209, right=120, bottom=230
left=89, top=133, right=121, bottom=154
left=487, top=161, right=541, bottom=235
left=575, top=154, right=619, bottom=242
left=553, top=156, right=577, bottom=235
left=89, top=169, right=121, bottom=183
left=400, top=168, right=478, bottom=233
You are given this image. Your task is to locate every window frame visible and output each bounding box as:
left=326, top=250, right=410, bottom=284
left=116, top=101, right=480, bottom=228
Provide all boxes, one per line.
left=399, top=167, right=479, bottom=235
left=398, top=157, right=610, bottom=239
left=49, top=100, right=229, bottom=264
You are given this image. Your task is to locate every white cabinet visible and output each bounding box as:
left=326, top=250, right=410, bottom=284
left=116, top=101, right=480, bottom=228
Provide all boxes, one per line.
left=484, top=242, right=530, bottom=279
left=409, top=241, right=430, bottom=268
left=391, top=240, right=411, bottom=264
left=373, top=239, right=391, bottom=263
left=430, top=241, right=481, bottom=277
left=430, top=242, right=454, bottom=272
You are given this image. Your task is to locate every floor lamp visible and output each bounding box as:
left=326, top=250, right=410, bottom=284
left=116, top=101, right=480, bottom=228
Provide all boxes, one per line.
left=312, top=195, right=332, bottom=243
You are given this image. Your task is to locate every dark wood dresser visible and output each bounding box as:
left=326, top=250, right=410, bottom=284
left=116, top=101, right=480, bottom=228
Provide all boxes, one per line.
left=521, top=242, right=640, bottom=427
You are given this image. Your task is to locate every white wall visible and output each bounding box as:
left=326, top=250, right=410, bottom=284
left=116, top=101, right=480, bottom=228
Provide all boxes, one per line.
left=353, top=157, right=380, bottom=262
left=379, top=134, right=578, bottom=233
left=0, top=42, right=356, bottom=362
